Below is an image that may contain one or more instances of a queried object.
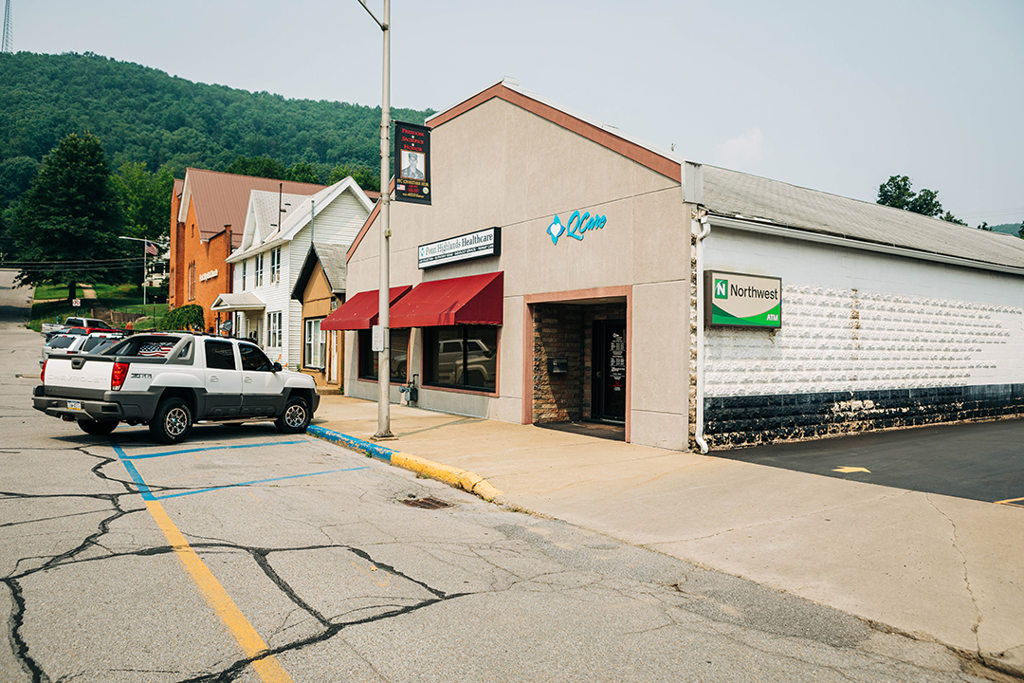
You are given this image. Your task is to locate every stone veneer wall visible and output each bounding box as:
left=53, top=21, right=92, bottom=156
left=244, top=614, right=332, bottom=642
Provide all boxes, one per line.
left=532, top=304, right=584, bottom=423
left=704, top=284, right=1024, bottom=447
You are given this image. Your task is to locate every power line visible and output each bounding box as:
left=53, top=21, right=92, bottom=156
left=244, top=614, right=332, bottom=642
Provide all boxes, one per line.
left=0, top=256, right=145, bottom=266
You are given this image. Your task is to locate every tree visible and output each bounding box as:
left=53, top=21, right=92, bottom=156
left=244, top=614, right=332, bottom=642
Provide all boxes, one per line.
left=161, top=303, right=205, bottom=331
left=876, top=174, right=971, bottom=223
left=8, top=133, right=126, bottom=300
left=877, top=175, right=915, bottom=211
left=877, top=174, right=945, bottom=217
left=285, top=161, right=321, bottom=184
left=328, top=163, right=380, bottom=192
left=225, top=155, right=288, bottom=180
left=977, top=221, right=990, bottom=231
left=112, top=162, right=175, bottom=249
left=0, top=156, right=40, bottom=209
left=1019, top=220, right=1023, bottom=239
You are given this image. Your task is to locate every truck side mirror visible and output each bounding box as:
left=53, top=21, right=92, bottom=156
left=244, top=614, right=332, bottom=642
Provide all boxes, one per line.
left=273, top=362, right=282, bottom=372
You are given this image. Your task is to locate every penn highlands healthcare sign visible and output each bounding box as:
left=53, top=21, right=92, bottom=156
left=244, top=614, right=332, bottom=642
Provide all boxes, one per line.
left=705, top=270, right=782, bottom=328
left=418, top=227, right=501, bottom=269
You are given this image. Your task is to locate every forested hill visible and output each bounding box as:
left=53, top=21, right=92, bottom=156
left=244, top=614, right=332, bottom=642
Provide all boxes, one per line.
left=0, top=51, right=432, bottom=181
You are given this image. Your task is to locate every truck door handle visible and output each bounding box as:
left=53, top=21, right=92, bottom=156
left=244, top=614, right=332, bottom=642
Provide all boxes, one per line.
left=244, top=377, right=253, bottom=384
left=210, top=376, right=219, bottom=382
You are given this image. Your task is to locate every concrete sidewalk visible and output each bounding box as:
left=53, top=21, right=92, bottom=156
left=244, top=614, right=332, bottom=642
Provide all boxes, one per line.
left=311, top=395, right=1024, bottom=676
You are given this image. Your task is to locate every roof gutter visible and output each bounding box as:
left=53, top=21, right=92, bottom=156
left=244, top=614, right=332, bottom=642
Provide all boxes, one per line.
left=708, top=214, right=1024, bottom=277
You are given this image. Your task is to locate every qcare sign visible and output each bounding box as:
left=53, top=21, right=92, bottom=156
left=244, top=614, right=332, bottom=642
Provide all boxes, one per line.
left=705, top=270, right=782, bottom=328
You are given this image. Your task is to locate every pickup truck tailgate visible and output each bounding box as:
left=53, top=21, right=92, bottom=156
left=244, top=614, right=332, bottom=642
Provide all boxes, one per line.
left=44, top=357, right=112, bottom=392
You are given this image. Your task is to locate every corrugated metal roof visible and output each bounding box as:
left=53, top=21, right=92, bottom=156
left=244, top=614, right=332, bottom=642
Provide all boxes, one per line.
left=182, top=168, right=325, bottom=249
left=702, top=165, right=1024, bottom=270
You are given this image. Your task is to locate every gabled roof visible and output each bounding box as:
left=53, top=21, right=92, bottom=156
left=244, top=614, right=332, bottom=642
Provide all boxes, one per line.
left=238, top=190, right=309, bottom=253
left=427, top=78, right=681, bottom=181
left=700, top=165, right=1024, bottom=272
left=290, top=243, right=349, bottom=301
left=177, top=168, right=325, bottom=249
left=228, top=177, right=373, bottom=263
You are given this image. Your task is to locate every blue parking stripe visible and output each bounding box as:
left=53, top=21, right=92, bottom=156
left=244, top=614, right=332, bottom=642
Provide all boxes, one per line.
left=150, top=467, right=370, bottom=500
left=306, top=424, right=394, bottom=462
left=120, top=440, right=308, bottom=461
left=109, top=439, right=156, bottom=501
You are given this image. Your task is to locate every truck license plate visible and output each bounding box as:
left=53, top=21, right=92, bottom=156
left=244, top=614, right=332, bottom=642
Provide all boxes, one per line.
left=66, top=400, right=83, bottom=411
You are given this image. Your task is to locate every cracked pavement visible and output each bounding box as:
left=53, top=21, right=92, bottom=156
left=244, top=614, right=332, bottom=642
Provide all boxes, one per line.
left=0, top=292, right=1009, bottom=680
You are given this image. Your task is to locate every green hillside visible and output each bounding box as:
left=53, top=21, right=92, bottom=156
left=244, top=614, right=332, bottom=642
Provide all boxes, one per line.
left=989, top=223, right=1022, bottom=237
left=0, top=51, right=432, bottom=190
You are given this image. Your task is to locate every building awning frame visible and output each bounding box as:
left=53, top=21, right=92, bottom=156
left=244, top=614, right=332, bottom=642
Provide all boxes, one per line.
left=320, top=285, right=412, bottom=331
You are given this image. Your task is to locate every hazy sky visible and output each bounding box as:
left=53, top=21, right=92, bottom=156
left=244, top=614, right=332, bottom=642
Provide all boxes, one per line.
left=9, top=0, right=1024, bottom=225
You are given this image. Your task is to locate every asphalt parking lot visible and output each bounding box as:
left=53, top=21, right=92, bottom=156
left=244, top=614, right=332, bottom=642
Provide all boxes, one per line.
left=715, top=417, right=1024, bottom=506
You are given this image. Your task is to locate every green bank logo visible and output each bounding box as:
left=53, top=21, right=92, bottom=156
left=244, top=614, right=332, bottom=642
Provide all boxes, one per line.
left=706, top=271, right=782, bottom=329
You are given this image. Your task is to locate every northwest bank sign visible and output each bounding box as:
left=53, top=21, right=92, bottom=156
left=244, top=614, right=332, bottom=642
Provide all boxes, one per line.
left=705, top=270, right=782, bottom=328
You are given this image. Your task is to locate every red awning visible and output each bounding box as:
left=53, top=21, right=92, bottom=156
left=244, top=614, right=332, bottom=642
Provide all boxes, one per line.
left=320, top=285, right=412, bottom=331
left=389, top=272, right=503, bottom=328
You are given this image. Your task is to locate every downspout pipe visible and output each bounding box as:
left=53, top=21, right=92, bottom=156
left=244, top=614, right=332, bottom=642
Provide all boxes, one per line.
left=694, top=212, right=710, bottom=454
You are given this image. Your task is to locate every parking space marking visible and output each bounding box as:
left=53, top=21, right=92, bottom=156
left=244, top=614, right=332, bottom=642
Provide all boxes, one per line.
left=120, top=439, right=307, bottom=461
left=107, top=438, right=293, bottom=682
left=144, top=499, right=293, bottom=683
left=995, top=496, right=1024, bottom=508
left=149, top=467, right=370, bottom=500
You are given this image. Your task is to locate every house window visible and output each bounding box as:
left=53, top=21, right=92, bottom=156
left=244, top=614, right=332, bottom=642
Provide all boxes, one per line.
left=255, top=253, right=264, bottom=287
left=241, top=260, right=247, bottom=289
left=358, top=328, right=410, bottom=382
left=187, top=261, right=196, bottom=301
left=423, top=326, right=497, bottom=391
left=270, top=248, right=281, bottom=283
left=266, top=311, right=282, bottom=348
left=304, top=318, right=327, bottom=369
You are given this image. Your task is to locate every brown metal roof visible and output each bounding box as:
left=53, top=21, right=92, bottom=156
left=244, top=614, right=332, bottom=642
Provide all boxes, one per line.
left=183, top=168, right=325, bottom=249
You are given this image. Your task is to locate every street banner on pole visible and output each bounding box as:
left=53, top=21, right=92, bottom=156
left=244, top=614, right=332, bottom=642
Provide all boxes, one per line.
left=394, top=121, right=431, bottom=204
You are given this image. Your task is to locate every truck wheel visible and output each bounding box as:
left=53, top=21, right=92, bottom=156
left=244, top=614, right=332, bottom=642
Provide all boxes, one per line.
left=275, top=396, right=310, bottom=434
left=150, top=397, right=193, bottom=444
left=78, top=419, right=118, bottom=436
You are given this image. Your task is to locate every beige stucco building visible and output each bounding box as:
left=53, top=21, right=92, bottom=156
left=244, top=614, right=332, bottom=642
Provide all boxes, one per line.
left=334, top=80, right=691, bottom=450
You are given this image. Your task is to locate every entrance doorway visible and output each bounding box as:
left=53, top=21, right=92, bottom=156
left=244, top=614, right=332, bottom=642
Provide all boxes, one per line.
left=592, top=320, right=626, bottom=423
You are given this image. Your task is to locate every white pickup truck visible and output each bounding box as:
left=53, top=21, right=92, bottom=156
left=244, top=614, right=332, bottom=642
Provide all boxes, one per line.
left=33, top=332, right=320, bottom=443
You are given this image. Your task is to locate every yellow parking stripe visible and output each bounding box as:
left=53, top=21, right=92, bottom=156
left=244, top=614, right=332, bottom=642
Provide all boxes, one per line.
left=994, top=496, right=1024, bottom=507
left=144, top=500, right=293, bottom=682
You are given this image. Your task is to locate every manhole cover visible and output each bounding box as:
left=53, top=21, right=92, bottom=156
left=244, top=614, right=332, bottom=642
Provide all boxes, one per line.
left=402, top=496, right=453, bottom=509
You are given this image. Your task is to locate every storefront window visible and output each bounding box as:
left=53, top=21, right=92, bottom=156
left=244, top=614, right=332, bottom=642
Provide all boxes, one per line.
left=358, top=328, right=409, bottom=382
left=424, top=326, right=497, bottom=391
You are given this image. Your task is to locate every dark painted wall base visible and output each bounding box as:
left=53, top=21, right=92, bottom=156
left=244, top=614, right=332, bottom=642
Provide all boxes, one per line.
left=705, top=384, right=1024, bottom=448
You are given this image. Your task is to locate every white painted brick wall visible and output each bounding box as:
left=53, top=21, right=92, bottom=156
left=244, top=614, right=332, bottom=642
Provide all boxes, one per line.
left=704, top=228, right=1024, bottom=397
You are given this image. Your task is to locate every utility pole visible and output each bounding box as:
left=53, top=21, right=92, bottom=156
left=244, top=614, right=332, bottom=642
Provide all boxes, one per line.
left=359, top=0, right=393, bottom=439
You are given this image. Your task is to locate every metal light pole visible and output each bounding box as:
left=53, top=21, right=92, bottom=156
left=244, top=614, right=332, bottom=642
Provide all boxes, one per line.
left=118, top=235, right=148, bottom=309
left=359, top=0, right=393, bottom=439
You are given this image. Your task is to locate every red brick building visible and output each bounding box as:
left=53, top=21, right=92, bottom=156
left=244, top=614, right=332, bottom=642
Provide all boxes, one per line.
left=168, top=169, right=325, bottom=330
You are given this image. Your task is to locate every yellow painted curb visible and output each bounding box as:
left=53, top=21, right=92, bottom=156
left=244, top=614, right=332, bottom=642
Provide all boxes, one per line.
left=390, top=451, right=503, bottom=501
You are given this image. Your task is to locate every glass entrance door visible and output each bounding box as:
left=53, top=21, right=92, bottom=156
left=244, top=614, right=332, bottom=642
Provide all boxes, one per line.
left=592, top=320, right=626, bottom=423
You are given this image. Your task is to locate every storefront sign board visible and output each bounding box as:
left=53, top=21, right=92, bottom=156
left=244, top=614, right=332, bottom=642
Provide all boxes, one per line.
left=705, top=270, right=782, bottom=328
left=418, top=227, right=501, bottom=269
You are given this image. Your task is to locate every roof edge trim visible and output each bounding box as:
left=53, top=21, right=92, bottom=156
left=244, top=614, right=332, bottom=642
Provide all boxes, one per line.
left=427, top=82, right=681, bottom=183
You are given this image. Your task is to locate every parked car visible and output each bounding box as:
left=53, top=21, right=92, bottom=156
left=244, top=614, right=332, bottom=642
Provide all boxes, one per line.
left=34, top=332, right=320, bottom=443
left=435, top=337, right=495, bottom=387
left=40, top=332, right=125, bottom=365
left=43, top=317, right=121, bottom=341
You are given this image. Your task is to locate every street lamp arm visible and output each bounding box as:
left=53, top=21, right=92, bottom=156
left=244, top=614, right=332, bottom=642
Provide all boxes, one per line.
left=357, top=0, right=387, bottom=30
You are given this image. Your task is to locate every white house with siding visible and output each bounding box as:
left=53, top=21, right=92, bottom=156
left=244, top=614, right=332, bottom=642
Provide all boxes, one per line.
left=215, top=177, right=372, bottom=369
